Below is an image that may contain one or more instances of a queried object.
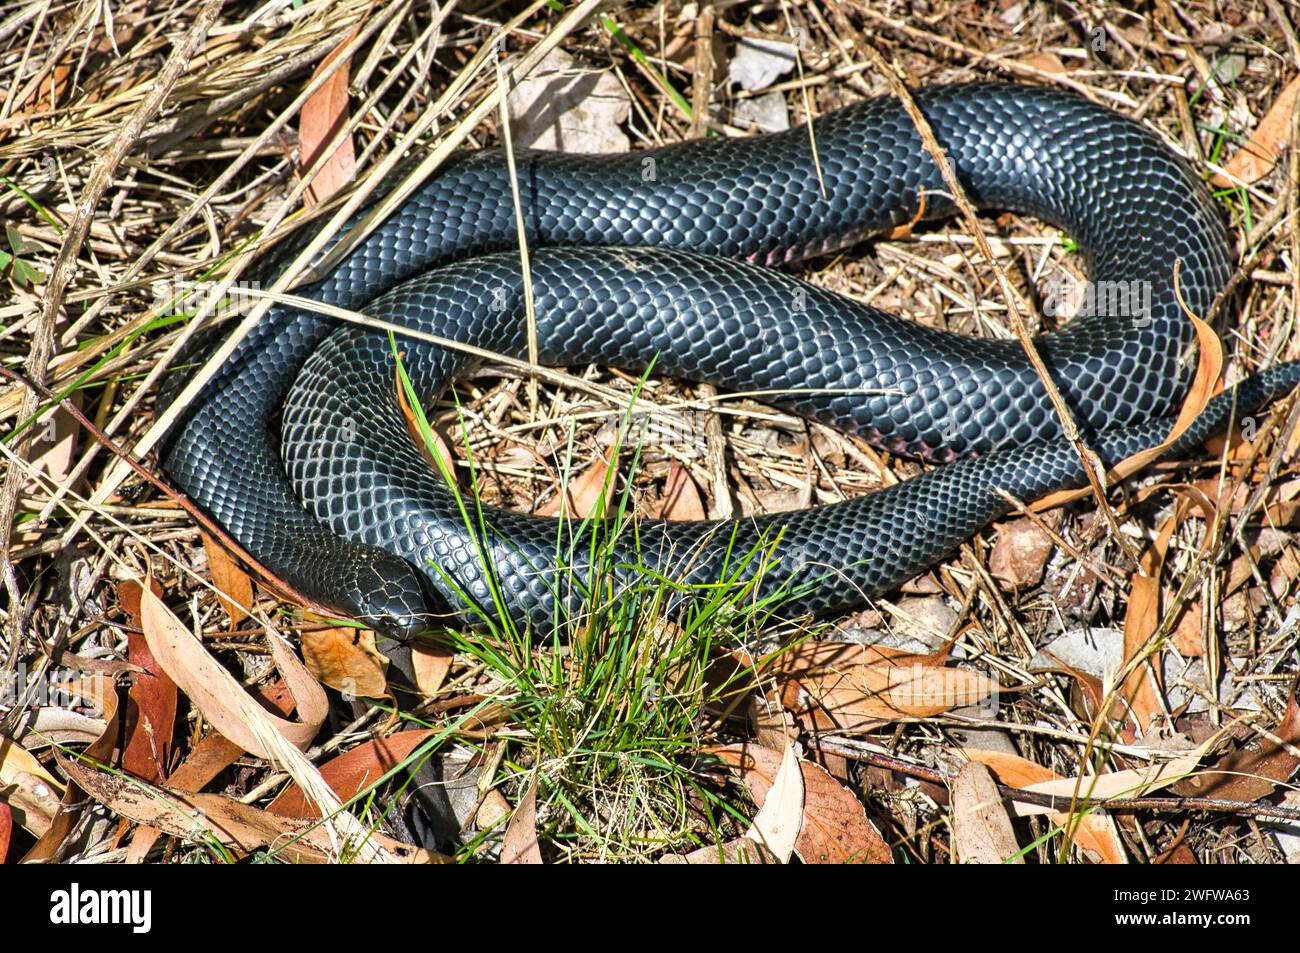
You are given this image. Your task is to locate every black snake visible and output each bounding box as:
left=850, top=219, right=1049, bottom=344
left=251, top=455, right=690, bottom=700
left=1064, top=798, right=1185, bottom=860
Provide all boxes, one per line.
left=159, top=82, right=1300, bottom=638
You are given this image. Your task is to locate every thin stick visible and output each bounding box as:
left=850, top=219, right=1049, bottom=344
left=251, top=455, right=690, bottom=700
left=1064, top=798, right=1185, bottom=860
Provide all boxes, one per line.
left=0, top=0, right=226, bottom=639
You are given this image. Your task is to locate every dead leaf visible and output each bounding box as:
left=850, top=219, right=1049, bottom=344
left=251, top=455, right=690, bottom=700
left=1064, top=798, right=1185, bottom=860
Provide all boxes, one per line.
left=0, top=801, right=10, bottom=863
left=139, top=583, right=326, bottom=753
left=301, top=626, right=389, bottom=700
left=1171, top=678, right=1299, bottom=801
left=201, top=533, right=253, bottom=628
left=121, top=624, right=178, bottom=783
left=24, top=402, right=79, bottom=500
left=747, top=693, right=798, bottom=750
left=1020, top=51, right=1068, bottom=73
left=475, top=790, right=511, bottom=829
left=501, top=776, right=543, bottom=864
left=1121, top=502, right=1188, bottom=735
left=269, top=730, right=436, bottom=817
left=745, top=741, right=803, bottom=861
left=536, top=446, right=616, bottom=518
left=21, top=673, right=119, bottom=862
left=507, top=48, right=630, bottom=153
left=952, top=761, right=1023, bottom=863
left=0, top=735, right=63, bottom=837
left=299, top=22, right=362, bottom=205
left=395, top=368, right=455, bottom=477
left=655, top=461, right=706, bottom=520
left=126, top=682, right=296, bottom=863
left=1154, top=836, right=1198, bottom=864
left=410, top=642, right=455, bottom=696
left=715, top=743, right=892, bottom=864
left=768, top=641, right=997, bottom=731
left=956, top=748, right=1124, bottom=863
left=989, top=515, right=1057, bottom=589
left=60, top=754, right=440, bottom=864
left=1214, top=75, right=1300, bottom=187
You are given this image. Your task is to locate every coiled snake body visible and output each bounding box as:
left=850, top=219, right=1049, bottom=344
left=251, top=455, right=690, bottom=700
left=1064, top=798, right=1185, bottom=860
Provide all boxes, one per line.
left=160, top=82, right=1300, bottom=638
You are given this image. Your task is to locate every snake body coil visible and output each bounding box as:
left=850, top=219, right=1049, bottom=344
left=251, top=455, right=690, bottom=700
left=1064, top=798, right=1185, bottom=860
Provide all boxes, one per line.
left=160, top=82, right=1300, bottom=637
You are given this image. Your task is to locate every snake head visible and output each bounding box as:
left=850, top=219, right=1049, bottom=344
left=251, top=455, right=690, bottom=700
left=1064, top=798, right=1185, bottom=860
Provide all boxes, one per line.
left=342, top=549, right=434, bottom=642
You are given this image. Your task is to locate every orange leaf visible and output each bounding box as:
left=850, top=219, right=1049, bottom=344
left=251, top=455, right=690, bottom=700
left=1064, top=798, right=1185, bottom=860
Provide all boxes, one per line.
left=656, top=461, right=706, bottom=520
left=1213, top=74, right=1300, bottom=187
left=536, top=447, right=616, bottom=518
left=394, top=354, right=455, bottom=477
left=1121, top=500, right=1189, bottom=734
left=299, top=23, right=362, bottom=205
left=0, top=801, right=11, bottom=863
left=269, top=729, right=436, bottom=817
left=121, top=626, right=178, bottom=784
left=300, top=626, right=390, bottom=700
left=201, top=533, right=253, bottom=628
left=956, top=748, right=1125, bottom=863
left=1033, top=310, right=1223, bottom=511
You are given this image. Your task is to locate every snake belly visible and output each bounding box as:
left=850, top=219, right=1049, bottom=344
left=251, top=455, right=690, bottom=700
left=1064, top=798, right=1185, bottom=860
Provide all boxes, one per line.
left=161, top=81, right=1290, bottom=637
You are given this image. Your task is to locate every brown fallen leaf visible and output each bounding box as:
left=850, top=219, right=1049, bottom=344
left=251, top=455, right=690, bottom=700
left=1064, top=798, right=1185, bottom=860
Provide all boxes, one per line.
left=21, top=674, right=120, bottom=862
left=989, top=514, right=1057, bottom=589
left=655, top=461, right=706, bottom=520
left=117, top=577, right=163, bottom=628
left=269, top=729, right=436, bottom=817
left=299, top=22, right=363, bottom=205
left=126, top=681, right=296, bottom=864
left=24, top=401, right=79, bottom=504
left=1121, top=501, right=1190, bottom=735
left=952, top=761, right=1023, bottom=864
left=60, top=754, right=439, bottom=864
left=501, top=776, right=543, bottom=864
left=201, top=533, right=254, bottom=628
left=0, top=800, right=10, bottom=863
left=121, top=624, right=178, bottom=784
left=956, top=745, right=1213, bottom=864
left=0, top=736, right=63, bottom=838
left=715, top=743, right=892, bottom=864
left=301, top=626, right=390, bottom=700
left=475, top=790, right=511, bottom=829
left=767, top=641, right=997, bottom=731
left=139, top=583, right=326, bottom=753
left=1170, top=676, right=1299, bottom=801
left=1213, top=75, right=1300, bottom=187
left=536, top=446, right=616, bottom=518
left=1020, top=51, right=1068, bottom=74
left=1154, top=838, right=1198, bottom=864
left=747, top=692, right=798, bottom=750
left=410, top=642, right=455, bottom=696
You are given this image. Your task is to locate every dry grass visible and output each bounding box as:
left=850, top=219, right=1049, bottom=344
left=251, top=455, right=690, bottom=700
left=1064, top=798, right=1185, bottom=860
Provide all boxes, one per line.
left=1, top=0, right=1298, bottom=864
